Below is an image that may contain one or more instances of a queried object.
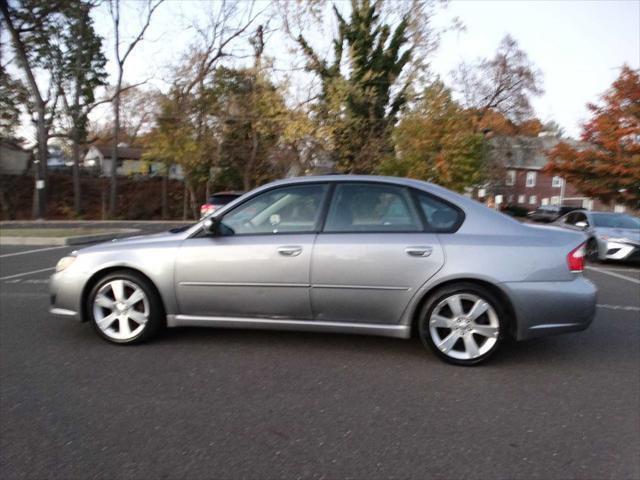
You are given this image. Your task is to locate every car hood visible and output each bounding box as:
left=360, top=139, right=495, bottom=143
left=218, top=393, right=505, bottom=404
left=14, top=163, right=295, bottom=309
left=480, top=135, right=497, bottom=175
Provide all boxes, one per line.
left=596, top=227, right=640, bottom=244
left=78, top=228, right=194, bottom=254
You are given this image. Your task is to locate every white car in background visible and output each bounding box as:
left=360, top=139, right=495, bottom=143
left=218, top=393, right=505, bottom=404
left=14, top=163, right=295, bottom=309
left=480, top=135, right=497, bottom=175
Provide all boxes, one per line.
left=555, top=210, right=640, bottom=262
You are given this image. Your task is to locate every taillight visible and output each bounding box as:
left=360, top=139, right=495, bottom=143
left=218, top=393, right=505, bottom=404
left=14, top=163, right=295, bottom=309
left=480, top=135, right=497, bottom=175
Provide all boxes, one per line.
left=567, top=243, right=585, bottom=272
left=200, top=204, right=210, bottom=215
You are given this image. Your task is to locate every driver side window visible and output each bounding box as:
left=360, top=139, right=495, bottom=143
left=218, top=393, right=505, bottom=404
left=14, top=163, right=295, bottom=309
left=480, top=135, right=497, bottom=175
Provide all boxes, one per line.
left=218, top=184, right=328, bottom=235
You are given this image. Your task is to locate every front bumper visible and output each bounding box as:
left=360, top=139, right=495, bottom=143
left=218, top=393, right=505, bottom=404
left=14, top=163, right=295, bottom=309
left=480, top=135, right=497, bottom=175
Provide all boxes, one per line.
left=602, top=240, right=639, bottom=261
left=503, top=276, right=597, bottom=341
left=49, top=270, right=88, bottom=321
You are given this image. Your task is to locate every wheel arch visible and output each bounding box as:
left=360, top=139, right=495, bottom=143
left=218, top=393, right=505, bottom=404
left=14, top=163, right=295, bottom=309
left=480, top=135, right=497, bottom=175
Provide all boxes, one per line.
left=80, top=266, right=167, bottom=323
left=409, top=277, right=518, bottom=339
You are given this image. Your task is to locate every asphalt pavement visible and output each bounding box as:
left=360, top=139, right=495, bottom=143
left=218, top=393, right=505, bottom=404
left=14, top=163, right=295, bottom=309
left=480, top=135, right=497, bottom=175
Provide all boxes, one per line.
left=1, top=242, right=639, bottom=479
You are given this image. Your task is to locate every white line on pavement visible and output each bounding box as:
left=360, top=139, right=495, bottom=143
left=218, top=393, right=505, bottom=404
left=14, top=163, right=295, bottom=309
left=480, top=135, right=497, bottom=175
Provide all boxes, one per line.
left=0, top=267, right=55, bottom=281
left=0, top=246, right=67, bottom=258
left=597, top=304, right=640, bottom=312
left=586, top=266, right=640, bottom=285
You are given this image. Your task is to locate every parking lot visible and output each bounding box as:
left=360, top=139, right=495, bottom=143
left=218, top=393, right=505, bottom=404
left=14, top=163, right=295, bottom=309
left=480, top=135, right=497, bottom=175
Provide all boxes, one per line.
left=1, top=242, right=638, bottom=479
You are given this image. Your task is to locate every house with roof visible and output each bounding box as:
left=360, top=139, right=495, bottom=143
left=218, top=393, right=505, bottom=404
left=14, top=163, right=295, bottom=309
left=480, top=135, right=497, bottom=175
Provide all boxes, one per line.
left=477, top=133, right=627, bottom=213
left=0, top=138, right=31, bottom=175
left=83, top=144, right=183, bottom=179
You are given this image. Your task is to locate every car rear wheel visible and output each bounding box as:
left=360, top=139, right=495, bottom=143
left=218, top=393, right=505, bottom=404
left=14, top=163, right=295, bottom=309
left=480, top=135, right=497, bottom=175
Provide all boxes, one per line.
left=419, top=283, right=505, bottom=366
left=87, top=271, right=163, bottom=344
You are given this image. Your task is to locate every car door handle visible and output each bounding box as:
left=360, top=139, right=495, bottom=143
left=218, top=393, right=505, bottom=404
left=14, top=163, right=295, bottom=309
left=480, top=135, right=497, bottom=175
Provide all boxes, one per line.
left=277, top=246, right=303, bottom=257
left=405, top=246, right=433, bottom=257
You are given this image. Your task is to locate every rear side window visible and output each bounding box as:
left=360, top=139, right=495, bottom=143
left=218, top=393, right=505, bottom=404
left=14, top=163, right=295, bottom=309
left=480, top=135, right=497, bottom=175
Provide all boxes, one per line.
left=324, top=184, right=421, bottom=232
left=416, top=192, right=464, bottom=233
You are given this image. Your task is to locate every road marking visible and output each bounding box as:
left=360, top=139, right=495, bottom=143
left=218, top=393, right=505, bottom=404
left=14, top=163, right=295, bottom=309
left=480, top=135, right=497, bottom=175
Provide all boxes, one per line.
left=0, top=246, right=67, bottom=258
left=0, top=267, right=55, bottom=281
left=597, top=266, right=640, bottom=273
left=597, top=304, right=640, bottom=312
left=586, top=266, right=640, bottom=285
left=1, top=278, right=49, bottom=284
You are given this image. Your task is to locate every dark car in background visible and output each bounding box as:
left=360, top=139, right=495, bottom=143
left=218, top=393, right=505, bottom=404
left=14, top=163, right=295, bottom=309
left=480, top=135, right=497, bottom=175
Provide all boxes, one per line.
left=200, top=191, right=244, bottom=218
left=527, top=205, right=581, bottom=223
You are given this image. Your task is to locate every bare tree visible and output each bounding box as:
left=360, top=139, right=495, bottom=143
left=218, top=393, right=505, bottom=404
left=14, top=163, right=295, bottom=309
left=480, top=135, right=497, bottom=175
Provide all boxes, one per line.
left=107, top=0, right=164, bottom=217
left=453, top=34, right=544, bottom=128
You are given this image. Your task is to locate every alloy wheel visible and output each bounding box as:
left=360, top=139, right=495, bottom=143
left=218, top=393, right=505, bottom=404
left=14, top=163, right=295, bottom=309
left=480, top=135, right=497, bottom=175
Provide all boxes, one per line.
left=92, top=279, right=150, bottom=341
left=428, top=293, right=500, bottom=361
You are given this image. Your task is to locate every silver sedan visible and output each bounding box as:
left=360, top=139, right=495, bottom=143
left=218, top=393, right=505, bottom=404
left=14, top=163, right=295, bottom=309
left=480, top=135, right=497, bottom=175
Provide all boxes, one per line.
left=50, top=176, right=597, bottom=365
left=554, top=210, right=640, bottom=262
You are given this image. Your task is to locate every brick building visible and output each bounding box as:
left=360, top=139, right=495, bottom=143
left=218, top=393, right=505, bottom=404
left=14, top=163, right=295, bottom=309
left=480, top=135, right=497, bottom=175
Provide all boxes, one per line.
left=476, top=133, right=627, bottom=213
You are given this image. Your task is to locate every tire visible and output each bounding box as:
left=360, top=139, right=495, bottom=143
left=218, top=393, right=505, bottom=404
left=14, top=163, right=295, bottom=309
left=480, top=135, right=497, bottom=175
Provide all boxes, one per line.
left=586, top=238, right=600, bottom=263
left=418, top=282, right=507, bottom=366
left=86, top=270, right=164, bottom=344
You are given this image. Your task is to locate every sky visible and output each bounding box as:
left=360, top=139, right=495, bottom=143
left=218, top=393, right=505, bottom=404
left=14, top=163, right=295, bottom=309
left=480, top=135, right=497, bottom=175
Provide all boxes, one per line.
left=430, top=0, right=640, bottom=136
left=10, top=0, right=640, bottom=141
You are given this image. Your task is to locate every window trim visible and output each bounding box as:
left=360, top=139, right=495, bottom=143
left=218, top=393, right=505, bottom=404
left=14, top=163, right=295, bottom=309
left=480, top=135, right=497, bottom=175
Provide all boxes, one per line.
left=525, top=171, right=537, bottom=187
left=321, top=182, right=424, bottom=234
left=192, top=181, right=332, bottom=238
left=410, top=187, right=465, bottom=234
left=192, top=179, right=467, bottom=238
left=505, top=170, right=516, bottom=186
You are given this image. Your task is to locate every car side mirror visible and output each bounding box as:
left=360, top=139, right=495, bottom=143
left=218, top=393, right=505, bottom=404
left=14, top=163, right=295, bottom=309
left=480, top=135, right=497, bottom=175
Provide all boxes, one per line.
left=575, top=221, right=588, bottom=230
left=203, top=217, right=220, bottom=235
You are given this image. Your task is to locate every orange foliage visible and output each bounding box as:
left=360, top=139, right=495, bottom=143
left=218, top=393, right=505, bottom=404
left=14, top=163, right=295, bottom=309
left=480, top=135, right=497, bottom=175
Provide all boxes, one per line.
left=546, top=66, right=640, bottom=208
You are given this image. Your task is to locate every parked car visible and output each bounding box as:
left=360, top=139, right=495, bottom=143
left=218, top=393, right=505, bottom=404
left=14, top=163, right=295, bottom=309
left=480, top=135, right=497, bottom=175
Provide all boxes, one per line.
left=200, top=191, right=244, bottom=218
left=50, top=175, right=596, bottom=365
left=554, top=210, right=640, bottom=262
left=527, top=205, right=581, bottom=223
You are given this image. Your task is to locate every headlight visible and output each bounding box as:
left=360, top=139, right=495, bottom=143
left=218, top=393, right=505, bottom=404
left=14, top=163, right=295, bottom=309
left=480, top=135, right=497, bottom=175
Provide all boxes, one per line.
left=55, top=255, right=76, bottom=272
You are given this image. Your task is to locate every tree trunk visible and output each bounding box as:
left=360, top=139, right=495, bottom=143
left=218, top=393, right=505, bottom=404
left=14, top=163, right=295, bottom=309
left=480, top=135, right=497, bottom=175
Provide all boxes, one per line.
left=109, top=70, right=123, bottom=217
left=182, top=181, right=188, bottom=220
left=72, top=126, right=82, bottom=215
left=35, top=107, right=48, bottom=219
left=244, top=130, right=259, bottom=191
left=161, top=166, right=168, bottom=219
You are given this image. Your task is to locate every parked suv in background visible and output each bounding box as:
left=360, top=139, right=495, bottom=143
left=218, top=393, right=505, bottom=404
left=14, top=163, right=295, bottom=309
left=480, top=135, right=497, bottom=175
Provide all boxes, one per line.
left=200, top=191, right=244, bottom=218
left=528, top=205, right=580, bottom=223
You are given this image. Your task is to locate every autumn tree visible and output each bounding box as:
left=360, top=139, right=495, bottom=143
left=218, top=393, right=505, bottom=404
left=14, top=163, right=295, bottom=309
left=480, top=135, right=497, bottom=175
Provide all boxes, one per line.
left=296, top=0, right=438, bottom=173
left=454, top=34, right=544, bottom=132
left=381, top=80, right=487, bottom=191
left=546, top=65, right=640, bottom=209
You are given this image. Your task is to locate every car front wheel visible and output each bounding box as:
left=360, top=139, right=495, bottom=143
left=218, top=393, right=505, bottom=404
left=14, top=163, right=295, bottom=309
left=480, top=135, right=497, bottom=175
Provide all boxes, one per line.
left=87, top=271, right=163, bottom=344
left=419, top=283, right=506, bottom=366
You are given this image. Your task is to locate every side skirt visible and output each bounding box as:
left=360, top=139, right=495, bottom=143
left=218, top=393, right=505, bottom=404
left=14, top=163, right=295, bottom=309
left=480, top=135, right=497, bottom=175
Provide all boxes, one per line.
left=166, top=314, right=411, bottom=339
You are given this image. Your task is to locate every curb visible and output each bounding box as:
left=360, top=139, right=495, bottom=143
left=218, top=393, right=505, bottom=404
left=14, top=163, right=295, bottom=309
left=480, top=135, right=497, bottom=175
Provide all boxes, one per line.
left=0, top=229, right=140, bottom=246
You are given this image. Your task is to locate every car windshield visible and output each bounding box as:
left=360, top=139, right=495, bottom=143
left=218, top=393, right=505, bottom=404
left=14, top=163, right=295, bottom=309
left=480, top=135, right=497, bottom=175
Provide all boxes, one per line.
left=592, top=214, right=640, bottom=229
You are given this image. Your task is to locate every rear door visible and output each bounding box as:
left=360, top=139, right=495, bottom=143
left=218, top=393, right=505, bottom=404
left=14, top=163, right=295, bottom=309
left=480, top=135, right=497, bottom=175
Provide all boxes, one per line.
left=310, top=183, right=452, bottom=324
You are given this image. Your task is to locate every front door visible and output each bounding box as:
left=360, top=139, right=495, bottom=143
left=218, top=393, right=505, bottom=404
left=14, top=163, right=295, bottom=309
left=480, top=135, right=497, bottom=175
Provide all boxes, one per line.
left=310, top=183, right=453, bottom=324
left=175, top=183, right=328, bottom=319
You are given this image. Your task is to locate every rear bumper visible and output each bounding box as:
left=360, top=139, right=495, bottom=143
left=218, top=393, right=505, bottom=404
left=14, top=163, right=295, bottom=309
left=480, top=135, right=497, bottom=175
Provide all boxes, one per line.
left=503, top=276, right=597, bottom=341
